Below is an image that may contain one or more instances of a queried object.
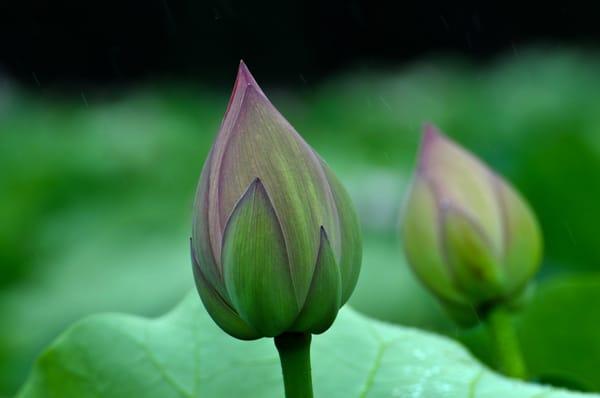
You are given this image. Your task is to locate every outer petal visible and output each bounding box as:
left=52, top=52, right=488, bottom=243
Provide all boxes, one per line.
left=191, top=148, right=228, bottom=298
left=203, top=62, right=261, bottom=279
left=420, top=125, right=504, bottom=253
left=320, top=160, right=362, bottom=303
left=401, top=177, right=465, bottom=304
left=207, top=67, right=340, bottom=306
left=441, top=206, right=504, bottom=303
left=494, top=178, right=542, bottom=294
left=221, top=179, right=299, bottom=337
left=191, top=242, right=259, bottom=340
left=290, top=227, right=342, bottom=334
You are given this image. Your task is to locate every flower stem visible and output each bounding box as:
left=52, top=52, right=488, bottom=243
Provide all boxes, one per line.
left=484, top=305, right=527, bottom=379
left=274, top=332, right=314, bottom=398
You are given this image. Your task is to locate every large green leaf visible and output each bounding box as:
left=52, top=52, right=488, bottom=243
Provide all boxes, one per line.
left=518, top=274, right=600, bottom=392
left=18, top=293, right=595, bottom=398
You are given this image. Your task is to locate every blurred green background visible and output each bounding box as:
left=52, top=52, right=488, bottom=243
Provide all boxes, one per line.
left=2, top=49, right=600, bottom=396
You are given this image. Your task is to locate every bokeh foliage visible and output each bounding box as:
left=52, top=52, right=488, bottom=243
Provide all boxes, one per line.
left=1, top=49, right=600, bottom=395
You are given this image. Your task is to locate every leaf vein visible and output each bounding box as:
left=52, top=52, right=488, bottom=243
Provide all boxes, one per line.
left=357, top=339, right=396, bottom=398
left=468, top=369, right=485, bottom=398
left=132, top=328, right=193, bottom=398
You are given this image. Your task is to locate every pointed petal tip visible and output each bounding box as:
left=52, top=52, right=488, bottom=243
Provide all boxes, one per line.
left=317, top=227, right=335, bottom=263
left=223, top=62, right=256, bottom=118
left=251, top=176, right=267, bottom=191
left=422, top=122, right=444, bottom=145
left=319, top=226, right=329, bottom=242
left=233, top=81, right=274, bottom=118
left=232, top=177, right=273, bottom=215
left=236, top=60, right=258, bottom=89
left=222, top=62, right=271, bottom=127
left=241, top=177, right=264, bottom=198
left=418, top=123, right=449, bottom=172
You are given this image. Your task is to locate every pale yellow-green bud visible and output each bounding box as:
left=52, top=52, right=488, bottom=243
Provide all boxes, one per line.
left=401, top=124, right=542, bottom=325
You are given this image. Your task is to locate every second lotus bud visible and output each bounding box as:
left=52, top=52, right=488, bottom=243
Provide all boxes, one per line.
left=401, top=125, right=542, bottom=324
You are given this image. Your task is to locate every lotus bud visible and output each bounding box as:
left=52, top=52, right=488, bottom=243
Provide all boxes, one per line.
left=401, top=124, right=542, bottom=324
left=191, top=62, right=362, bottom=340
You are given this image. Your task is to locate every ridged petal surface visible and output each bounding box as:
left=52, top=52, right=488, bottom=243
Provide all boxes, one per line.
left=206, top=64, right=340, bottom=305
left=320, top=161, right=362, bottom=303
left=290, top=228, right=342, bottom=334
left=192, top=148, right=229, bottom=298
left=494, top=178, right=542, bottom=294
left=192, top=62, right=363, bottom=337
left=221, top=179, right=299, bottom=337
left=441, top=206, right=504, bottom=302
left=419, top=125, right=505, bottom=253
left=191, top=243, right=259, bottom=340
left=402, top=177, right=465, bottom=304
left=402, top=124, right=543, bottom=315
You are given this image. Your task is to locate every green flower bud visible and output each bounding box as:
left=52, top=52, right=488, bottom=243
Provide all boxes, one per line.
left=191, top=62, right=362, bottom=340
left=401, top=125, right=542, bottom=325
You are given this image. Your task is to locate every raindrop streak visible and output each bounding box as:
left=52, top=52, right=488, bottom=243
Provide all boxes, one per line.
left=81, top=92, right=89, bottom=107
left=563, top=220, right=577, bottom=246
left=439, top=15, right=450, bottom=30
left=511, top=42, right=520, bottom=58
left=379, top=96, right=392, bottom=111
left=31, top=72, right=41, bottom=86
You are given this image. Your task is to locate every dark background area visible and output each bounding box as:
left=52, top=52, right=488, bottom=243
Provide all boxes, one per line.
left=1, top=1, right=599, bottom=88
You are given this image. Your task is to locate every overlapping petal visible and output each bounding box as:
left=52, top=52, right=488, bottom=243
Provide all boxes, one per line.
left=191, top=242, right=259, bottom=340
left=221, top=179, right=298, bottom=337
left=191, top=62, right=361, bottom=339
left=206, top=64, right=340, bottom=306
left=290, top=227, right=342, bottom=334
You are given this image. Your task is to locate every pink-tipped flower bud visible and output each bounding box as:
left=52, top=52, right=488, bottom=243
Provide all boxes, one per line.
left=191, top=62, right=362, bottom=339
left=401, top=125, right=542, bottom=324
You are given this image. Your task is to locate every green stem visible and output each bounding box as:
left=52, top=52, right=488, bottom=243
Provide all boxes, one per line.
left=485, top=305, right=527, bottom=379
left=274, top=332, right=313, bottom=398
